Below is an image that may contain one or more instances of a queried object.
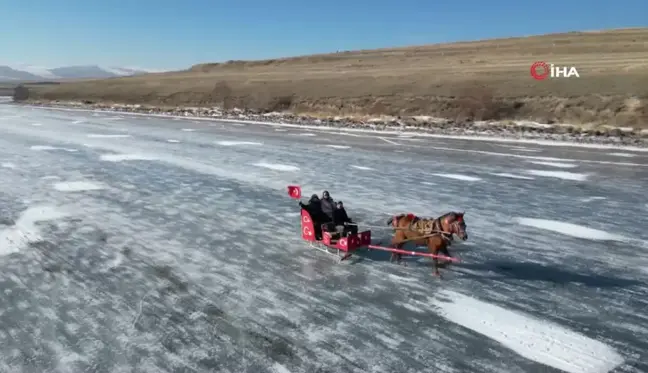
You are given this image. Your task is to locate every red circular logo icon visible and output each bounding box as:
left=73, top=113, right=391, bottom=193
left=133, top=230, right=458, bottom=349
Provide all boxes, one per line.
left=530, top=61, right=550, bottom=80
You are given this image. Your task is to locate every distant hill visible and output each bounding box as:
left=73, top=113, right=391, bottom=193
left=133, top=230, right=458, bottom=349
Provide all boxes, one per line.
left=0, top=64, right=164, bottom=82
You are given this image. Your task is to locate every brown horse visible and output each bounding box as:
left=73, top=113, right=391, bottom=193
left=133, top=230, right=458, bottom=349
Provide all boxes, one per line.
left=385, top=212, right=468, bottom=276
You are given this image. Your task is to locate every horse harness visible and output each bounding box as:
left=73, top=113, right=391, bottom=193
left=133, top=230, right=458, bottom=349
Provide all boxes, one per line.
left=407, top=214, right=454, bottom=244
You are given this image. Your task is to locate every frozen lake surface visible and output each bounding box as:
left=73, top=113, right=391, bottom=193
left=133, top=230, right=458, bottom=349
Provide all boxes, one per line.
left=1, top=103, right=647, bottom=373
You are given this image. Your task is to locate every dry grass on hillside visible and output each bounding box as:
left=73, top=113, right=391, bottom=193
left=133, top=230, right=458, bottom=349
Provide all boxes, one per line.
left=22, top=28, right=648, bottom=127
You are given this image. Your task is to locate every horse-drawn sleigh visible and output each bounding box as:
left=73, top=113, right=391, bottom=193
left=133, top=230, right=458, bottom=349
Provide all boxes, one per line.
left=287, top=185, right=466, bottom=276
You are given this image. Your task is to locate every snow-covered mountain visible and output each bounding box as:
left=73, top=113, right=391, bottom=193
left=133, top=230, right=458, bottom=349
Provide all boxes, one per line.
left=0, top=64, right=166, bottom=82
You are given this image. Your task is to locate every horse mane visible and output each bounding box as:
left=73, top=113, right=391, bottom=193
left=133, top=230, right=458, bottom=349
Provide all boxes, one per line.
left=396, top=212, right=461, bottom=225
left=439, top=211, right=461, bottom=220
left=393, top=213, right=418, bottom=221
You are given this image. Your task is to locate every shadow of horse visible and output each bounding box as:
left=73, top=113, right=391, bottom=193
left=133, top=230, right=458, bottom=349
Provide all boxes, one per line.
left=457, top=260, right=642, bottom=288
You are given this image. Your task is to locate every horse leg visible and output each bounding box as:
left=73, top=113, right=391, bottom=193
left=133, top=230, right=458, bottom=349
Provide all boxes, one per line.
left=393, top=247, right=404, bottom=265
left=395, top=242, right=406, bottom=266
left=440, top=245, right=452, bottom=267
left=389, top=235, right=400, bottom=263
left=389, top=231, right=406, bottom=265
left=428, top=242, right=442, bottom=277
left=388, top=220, right=397, bottom=263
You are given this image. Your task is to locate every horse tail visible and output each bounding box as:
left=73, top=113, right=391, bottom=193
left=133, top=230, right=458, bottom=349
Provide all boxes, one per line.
left=386, top=216, right=395, bottom=226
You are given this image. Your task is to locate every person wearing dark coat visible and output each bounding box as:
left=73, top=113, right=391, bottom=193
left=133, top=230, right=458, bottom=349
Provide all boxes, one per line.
left=334, top=201, right=358, bottom=236
left=299, top=194, right=319, bottom=209
left=319, top=190, right=338, bottom=235
left=333, top=201, right=352, bottom=224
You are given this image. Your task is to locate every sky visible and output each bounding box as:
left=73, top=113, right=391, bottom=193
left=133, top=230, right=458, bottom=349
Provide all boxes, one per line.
left=1, top=0, right=646, bottom=70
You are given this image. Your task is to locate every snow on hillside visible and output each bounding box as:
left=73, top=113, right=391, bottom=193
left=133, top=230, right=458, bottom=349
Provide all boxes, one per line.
left=0, top=64, right=165, bottom=82
left=12, top=64, right=61, bottom=79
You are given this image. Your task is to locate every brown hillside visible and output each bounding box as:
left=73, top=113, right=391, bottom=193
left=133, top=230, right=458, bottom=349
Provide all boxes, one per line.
left=22, top=28, right=648, bottom=127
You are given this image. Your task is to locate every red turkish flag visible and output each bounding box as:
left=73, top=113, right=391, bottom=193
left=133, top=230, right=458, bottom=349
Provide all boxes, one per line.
left=287, top=185, right=301, bottom=199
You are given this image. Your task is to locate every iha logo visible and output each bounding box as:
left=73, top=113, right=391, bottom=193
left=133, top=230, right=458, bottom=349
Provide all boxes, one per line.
left=530, top=61, right=580, bottom=80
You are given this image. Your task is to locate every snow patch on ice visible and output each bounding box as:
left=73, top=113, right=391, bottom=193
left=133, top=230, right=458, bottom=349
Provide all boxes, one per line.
left=31, top=123, right=42, bottom=126
left=295, top=132, right=316, bottom=136
left=181, top=128, right=196, bottom=132
left=434, top=290, right=624, bottom=373
left=351, top=165, right=375, bottom=171
left=325, top=144, right=351, bottom=149
left=395, top=301, right=427, bottom=314
left=582, top=196, right=607, bottom=203
left=526, top=170, right=588, bottom=181
left=377, top=137, right=400, bottom=145
left=490, top=172, right=534, bottom=180
left=271, top=362, right=292, bottom=373
left=432, top=173, right=481, bottom=181
left=374, top=332, right=404, bottom=348
left=527, top=161, right=578, bottom=168
left=99, top=153, right=158, bottom=162
left=30, top=145, right=78, bottom=152
left=31, top=145, right=56, bottom=151
left=251, top=162, right=300, bottom=172
left=1, top=162, right=16, bottom=169
left=422, top=145, right=646, bottom=167
left=106, top=252, right=124, bottom=270
left=274, top=129, right=288, bottom=132
left=52, top=181, right=106, bottom=192
left=421, top=181, right=437, bottom=186
left=167, top=139, right=180, bottom=143
left=216, top=141, right=263, bottom=146
left=499, top=145, right=541, bottom=152
left=87, top=134, right=131, bottom=138
left=72, top=120, right=84, bottom=124
left=515, top=217, right=628, bottom=242
left=0, top=205, right=70, bottom=256
left=608, top=152, right=636, bottom=157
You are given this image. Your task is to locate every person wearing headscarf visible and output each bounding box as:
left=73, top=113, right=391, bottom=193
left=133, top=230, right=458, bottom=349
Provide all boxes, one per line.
left=300, top=194, right=324, bottom=218
left=320, top=190, right=335, bottom=223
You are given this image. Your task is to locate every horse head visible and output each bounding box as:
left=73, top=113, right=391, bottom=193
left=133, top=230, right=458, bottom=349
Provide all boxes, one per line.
left=444, top=212, right=468, bottom=241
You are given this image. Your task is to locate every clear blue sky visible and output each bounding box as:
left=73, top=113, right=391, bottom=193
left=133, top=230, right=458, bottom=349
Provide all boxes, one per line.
left=1, top=0, right=646, bottom=70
